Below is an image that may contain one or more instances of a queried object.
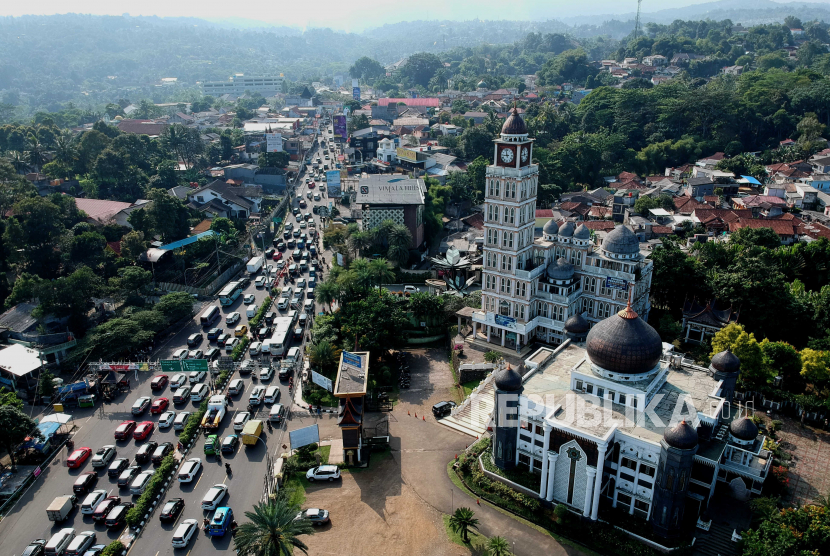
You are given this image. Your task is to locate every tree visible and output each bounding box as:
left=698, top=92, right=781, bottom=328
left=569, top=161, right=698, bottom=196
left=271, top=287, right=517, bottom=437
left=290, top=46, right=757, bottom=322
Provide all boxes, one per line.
left=347, top=114, right=369, bottom=135
left=0, top=405, right=41, bottom=470
left=760, top=340, right=802, bottom=385
left=484, top=351, right=500, bottom=363
left=110, top=266, right=153, bottom=299
left=314, top=279, right=340, bottom=312
left=38, top=369, right=57, bottom=401
left=401, top=53, right=444, bottom=88
left=711, top=324, right=771, bottom=387
left=488, top=536, right=512, bottom=556
left=800, top=348, right=830, bottom=384
left=349, top=57, right=385, bottom=82
left=131, top=189, right=190, bottom=243
left=459, top=127, right=494, bottom=161
left=119, top=230, right=147, bottom=262
left=259, top=151, right=289, bottom=168
left=367, top=258, right=395, bottom=287
left=0, top=159, right=36, bottom=218
left=307, top=340, right=340, bottom=373
left=448, top=507, right=479, bottom=543
left=233, top=500, right=314, bottom=556
left=741, top=504, right=829, bottom=556
left=154, top=292, right=195, bottom=324
left=537, top=49, right=598, bottom=86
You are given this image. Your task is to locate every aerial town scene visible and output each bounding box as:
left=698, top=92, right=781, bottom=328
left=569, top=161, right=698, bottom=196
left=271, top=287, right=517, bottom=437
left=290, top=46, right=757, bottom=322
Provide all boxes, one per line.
left=0, top=0, right=829, bottom=554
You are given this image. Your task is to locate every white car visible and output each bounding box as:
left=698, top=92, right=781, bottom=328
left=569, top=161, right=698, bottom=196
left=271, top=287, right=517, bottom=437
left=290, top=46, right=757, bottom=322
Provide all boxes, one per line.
left=173, top=411, right=192, bottom=430
left=249, top=386, right=266, bottom=405
left=228, top=379, right=244, bottom=395
left=259, top=366, right=274, bottom=381
left=226, top=312, right=241, bottom=325
left=200, top=484, right=229, bottom=510
left=191, top=383, right=210, bottom=402
left=130, top=470, right=155, bottom=495
left=171, top=519, right=199, bottom=548
left=233, top=412, right=251, bottom=431
left=243, top=294, right=255, bottom=304
left=306, top=465, right=341, bottom=482
left=45, top=529, right=75, bottom=555
left=173, top=348, right=188, bottom=360
left=80, top=489, right=108, bottom=514
left=187, top=349, right=204, bottom=360
left=91, top=445, right=116, bottom=468
left=170, top=373, right=187, bottom=389
left=65, top=530, right=96, bottom=555
left=158, top=411, right=176, bottom=429
left=403, top=285, right=418, bottom=294
left=255, top=276, right=266, bottom=288
left=264, top=385, right=280, bottom=404
left=249, top=341, right=263, bottom=356
left=189, top=370, right=206, bottom=383
left=224, top=337, right=239, bottom=352
left=178, top=458, right=202, bottom=483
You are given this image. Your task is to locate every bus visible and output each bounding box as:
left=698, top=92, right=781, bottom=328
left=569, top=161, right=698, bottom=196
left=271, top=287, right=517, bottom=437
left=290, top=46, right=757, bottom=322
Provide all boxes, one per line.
left=265, top=317, right=293, bottom=357
left=218, top=281, right=243, bottom=306
left=200, top=305, right=221, bottom=327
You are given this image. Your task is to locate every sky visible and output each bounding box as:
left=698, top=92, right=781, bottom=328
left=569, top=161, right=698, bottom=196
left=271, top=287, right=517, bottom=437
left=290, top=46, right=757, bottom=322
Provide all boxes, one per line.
left=0, top=0, right=824, bottom=32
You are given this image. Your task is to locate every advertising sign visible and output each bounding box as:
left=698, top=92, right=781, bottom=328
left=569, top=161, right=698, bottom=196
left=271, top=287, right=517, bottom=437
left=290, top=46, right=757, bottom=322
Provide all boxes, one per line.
left=326, top=170, right=341, bottom=198
left=494, top=315, right=517, bottom=328
left=352, top=87, right=360, bottom=101
left=182, top=359, right=209, bottom=373
left=311, top=370, right=333, bottom=392
left=605, top=277, right=629, bottom=291
left=265, top=132, right=283, bottom=153
left=396, top=147, right=419, bottom=163
left=160, top=360, right=182, bottom=374
left=289, top=424, right=320, bottom=450
left=342, top=351, right=363, bottom=370
left=336, top=252, right=344, bottom=266
left=333, top=115, right=347, bottom=139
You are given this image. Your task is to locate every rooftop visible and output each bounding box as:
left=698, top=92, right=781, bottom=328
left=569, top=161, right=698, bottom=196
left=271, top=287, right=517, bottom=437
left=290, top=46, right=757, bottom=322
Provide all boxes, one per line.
left=334, top=351, right=370, bottom=397
left=355, top=175, right=425, bottom=206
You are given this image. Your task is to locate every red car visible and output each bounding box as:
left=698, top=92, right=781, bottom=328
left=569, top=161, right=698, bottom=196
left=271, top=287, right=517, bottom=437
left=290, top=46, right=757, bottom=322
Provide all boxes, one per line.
left=308, top=182, right=315, bottom=188
left=151, top=374, right=169, bottom=391
left=67, top=447, right=92, bottom=468
left=133, top=421, right=155, bottom=441
left=114, top=421, right=136, bottom=440
left=273, top=251, right=283, bottom=261
left=150, top=398, right=169, bottom=414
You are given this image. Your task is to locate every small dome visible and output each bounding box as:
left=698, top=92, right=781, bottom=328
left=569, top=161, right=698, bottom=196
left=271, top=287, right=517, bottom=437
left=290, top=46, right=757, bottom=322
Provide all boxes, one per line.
left=664, top=420, right=699, bottom=449
left=602, top=225, right=640, bottom=255
left=477, top=80, right=487, bottom=88
left=494, top=364, right=523, bottom=392
left=585, top=304, right=663, bottom=375
left=501, top=107, right=528, bottom=135
left=573, top=224, right=590, bottom=240
left=559, top=221, right=575, bottom=237
left=729, top=417, right=759, bottom=441
left=542, top=219, right=559, bottom=235
left=547, top=257, right=574, bottom=281
left=564, top=313, right=590, bottom=334
left=711, top=349, right=741, bottom=374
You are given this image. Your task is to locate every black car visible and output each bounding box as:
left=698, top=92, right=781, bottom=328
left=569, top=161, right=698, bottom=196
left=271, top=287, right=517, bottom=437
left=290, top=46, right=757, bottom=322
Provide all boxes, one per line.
left=264, top=311, right=276, bottom=325
left=207, top=328, right=221, bottom=341
left=81, top=545, right=107, bottom=556
left=105, top=503, right=134, bottom=528
left=279, top=366, right=292, bottom=380
left=108, top=457, right=129, bottom=478
left=257, top=326, right=271, bottom=339
left=265, top=248, right=275, bottom=259
left=21, top=539, right=46, bottom=556
left=159, top=498, right=185, bottom=521
left=205, top=347, right=221, bottom=361
left=432, top=401, right=457, bottom=418
left=293, top=327, right=303, bottom=340
left=135, top=441, right=158, bottom=464
left=283, top=230, right=291, bottom=239
left=276, top=242, right=286, bottom=251
left=238, top=276, right=251, bottom=288
left=187, top=333, right=203, bottom=347
left=73, top=471, right=98, bottom=494
left=117, top=465, right=142, bottom=488
left=151, top=442, right=174, bottom=464
left=217, top=333, right=231, bottom=347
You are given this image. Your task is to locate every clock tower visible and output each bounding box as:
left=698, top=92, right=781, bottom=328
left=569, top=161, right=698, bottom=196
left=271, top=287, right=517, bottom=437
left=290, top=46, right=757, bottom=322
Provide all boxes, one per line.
left=480, top=107, right=539, bottom=348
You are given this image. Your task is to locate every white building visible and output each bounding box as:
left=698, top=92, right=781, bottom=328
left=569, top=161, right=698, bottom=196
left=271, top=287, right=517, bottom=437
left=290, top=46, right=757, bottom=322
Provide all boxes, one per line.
left=202, top=75, right=284, bottom=97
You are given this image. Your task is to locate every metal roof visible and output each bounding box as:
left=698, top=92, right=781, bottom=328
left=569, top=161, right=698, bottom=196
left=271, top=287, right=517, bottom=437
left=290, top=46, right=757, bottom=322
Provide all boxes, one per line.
left=159, top=230, right=216, bottom=251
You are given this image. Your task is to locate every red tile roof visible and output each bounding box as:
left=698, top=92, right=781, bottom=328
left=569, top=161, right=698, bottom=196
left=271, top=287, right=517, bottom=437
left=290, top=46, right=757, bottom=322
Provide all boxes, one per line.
left=618, top=171, right=640, bottom=182
left=461, top=212, right=484, bottom=230
left=116, top=119, right=168, bottom=136
left=701, top=152, right=725, bottom=161
left=106, top=241, right=121, bottom=255
left=651, top=226, right=673, bottom=234
left=74, top=198, right=134, bottom=223
left=797, top=221, right=830, bottom=240
left=560, top=202, right=591, bottom=216
left=535, top=209, right=554, bottom=217
left=588, top=206, right=612, bottom=218
left=728, top=218, right=798, bottom=236
left=378, top=98, right=440, bottom=108
left=675, top=196, right=708, bottom=214
left=583, top=221, right=616, bottom=231
left=192, top=219, right=213, bottom=233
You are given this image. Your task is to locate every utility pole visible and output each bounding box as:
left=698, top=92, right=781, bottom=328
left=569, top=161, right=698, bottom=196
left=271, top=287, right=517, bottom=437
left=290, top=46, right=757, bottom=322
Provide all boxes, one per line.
left=634, top=0, right=643, bottom=40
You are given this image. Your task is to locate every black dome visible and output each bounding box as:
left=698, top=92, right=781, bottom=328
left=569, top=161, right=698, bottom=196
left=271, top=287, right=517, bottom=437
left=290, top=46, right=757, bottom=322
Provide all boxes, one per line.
left=494, top=364, right=523, bottom=392
left=585, top=305, right=663, bottom=374
left=547, top=257, right=574, bottom=281
left=564, top=313, right=590, bottom=334
left=543, top=219, right=559, bottom=235
left=663, top=420, right=699, bottom=450
left=501, top=107, right=528, bottom=135
left=711, top=349, right=741, bottom=374
left=729, top=417, right=758, bottom=441
left=602, top=225, right=640, bottom=255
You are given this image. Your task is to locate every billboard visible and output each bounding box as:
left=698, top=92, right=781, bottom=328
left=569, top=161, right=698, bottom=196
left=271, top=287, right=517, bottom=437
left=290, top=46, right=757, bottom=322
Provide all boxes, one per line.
left=342, top=351, right=363, bottom=370
left=265, top=132, right=283, bottom=152
left=494, top=315, right=517, bottom=328
left=311, top=370, right=333, bottom=392
left=396, top=147, right=419, bottom=163
left=605, top=277, right=629, bottom=291
left=289, top=424, right=320, bottom=450
left=334, top=115, right=347, bottom=139
left=326, top=170, right=341, bottom=198
left=353, top=87, right=360, bottom=101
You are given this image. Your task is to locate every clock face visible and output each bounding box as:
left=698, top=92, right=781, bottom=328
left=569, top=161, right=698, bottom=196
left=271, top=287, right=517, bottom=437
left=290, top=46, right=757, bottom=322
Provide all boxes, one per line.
left=500, top=147, right=514, bottom=164
left=521, top=147, right=529, bottom=163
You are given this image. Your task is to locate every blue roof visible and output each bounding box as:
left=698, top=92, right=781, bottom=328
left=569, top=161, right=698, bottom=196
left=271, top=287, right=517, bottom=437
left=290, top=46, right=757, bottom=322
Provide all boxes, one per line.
left=740, top=175, right=761, bottom=185
left=160, top=231, right=216, bottom=251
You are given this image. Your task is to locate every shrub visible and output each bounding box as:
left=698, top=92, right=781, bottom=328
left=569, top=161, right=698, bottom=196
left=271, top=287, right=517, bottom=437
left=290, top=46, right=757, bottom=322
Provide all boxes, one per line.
left=100, top=541, right=125, bottom=556
left=248, top=296, right=273, bottom=328
left=231, top=336, right=250, bottom=361
left=125, top=455, right=176, bottom=526
left=553, top=503, right=569, bottom=523
left=179, top=400, right=208, bottom=446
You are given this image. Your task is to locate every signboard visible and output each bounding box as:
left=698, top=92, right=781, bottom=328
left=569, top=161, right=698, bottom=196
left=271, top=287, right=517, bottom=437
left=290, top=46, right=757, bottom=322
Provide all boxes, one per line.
left=494, top=315, right=517, bottom=328
left=99, top=363, right=140, bottom=371
left=342, top=351, right=363, bottom=370
left=311, top=370, right=333, bottom=392
left=396, top=147, right=419, bottom=163
left=336, top=252, right=344, bottom=266
left=182, top=359, right=209, bottom=373
left=604, top=277, right=629, bottom=291
left=289, top=424, right=320, bottom=450
left=333, top=115, right=347, bottom=139
left=265, top=132, right=283, bottom=153
left=160, top=360, right=182, bottom=374
left=352, top=87, right=360, bottom=101
left=326, top=170, right=341, bottom=198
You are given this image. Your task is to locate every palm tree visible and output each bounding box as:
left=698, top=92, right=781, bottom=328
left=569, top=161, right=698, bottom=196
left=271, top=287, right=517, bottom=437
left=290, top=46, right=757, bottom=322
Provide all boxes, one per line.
left=487, top=536, right=511, bottom=556
left=314, top=279, right=340, bottom=311
left=373, top=219, right=397, bottom=248
left=349, top=258, right=373, bottom=291
left=308, top=340, right=340, bottom=371
left=25, top=135, right=46, bottom=171
left=7, top=151, right=30, bottom=174
left=449, top=507, right=479, bottom=543
left=368, top=258, right=395, bottom=289
left=233, top=500, right=314, bottom=556
left=347, top=231, right=373, bottom=258
left=54, top=132, right=78, bottom=168
left=387, top=224, right=413, bottom=267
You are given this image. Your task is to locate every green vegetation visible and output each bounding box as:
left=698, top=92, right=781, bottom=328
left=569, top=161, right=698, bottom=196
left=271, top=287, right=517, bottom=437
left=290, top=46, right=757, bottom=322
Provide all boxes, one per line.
left=448, top=507, right=480, bottom=543
left=248, top=296, right=272, bottom=329
left=125, top=454, right=177, bottom=526
left=100, top=541, right=125, bottom=556
left=0, top=405, right=42, bottom=469
left=231, top=336, right=251, bottom=362
left=741, top=501, right=830, bottom=556
left=179, top=399, right=208, bottom=446
left=233, top=498, right=315, bottom=556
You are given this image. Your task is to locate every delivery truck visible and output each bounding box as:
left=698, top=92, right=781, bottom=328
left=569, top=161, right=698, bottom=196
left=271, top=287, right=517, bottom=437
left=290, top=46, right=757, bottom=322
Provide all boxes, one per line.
left=201, top=395, right=228, bottom=430
left=246, top=256, right=264, bottom=274
left=47, top=494, right=77, bottom=522
left=241, top=419, right=263, bottom=446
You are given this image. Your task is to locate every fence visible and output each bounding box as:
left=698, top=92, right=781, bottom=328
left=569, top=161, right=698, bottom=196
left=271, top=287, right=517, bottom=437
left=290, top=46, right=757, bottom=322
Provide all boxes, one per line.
left=458, top=362, right=496, bottom=383
left=157, top=261, right=244, bottom=297
left=734, top=390, right=829, bottom=423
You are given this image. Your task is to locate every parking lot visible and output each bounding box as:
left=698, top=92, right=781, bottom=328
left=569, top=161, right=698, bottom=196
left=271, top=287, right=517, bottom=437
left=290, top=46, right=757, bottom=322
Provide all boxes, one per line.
left=0, top=129, right=339, bottom=555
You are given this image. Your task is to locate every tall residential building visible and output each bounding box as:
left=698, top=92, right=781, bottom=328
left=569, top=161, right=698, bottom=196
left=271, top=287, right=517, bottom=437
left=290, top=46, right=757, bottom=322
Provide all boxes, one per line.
left=201, top=75, right=284, bottom=97
left=474, top=109, right=653, bottom=349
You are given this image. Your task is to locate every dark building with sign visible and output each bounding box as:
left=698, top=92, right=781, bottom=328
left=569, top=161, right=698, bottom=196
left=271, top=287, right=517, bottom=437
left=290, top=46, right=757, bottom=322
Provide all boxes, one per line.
left=334, top=351, right=370, bottom=464
left=355, top=175, right=425, bottom=248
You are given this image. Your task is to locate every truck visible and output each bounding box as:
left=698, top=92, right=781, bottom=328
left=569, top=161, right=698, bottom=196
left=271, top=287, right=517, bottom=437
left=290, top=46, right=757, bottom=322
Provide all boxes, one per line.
left=241, top=419, right=263, bottom=446
left=200, top=395, right=228, bottom=430
left=47, top=495, right=77, bottom=522
left=246, top=256, right=264, bottom=274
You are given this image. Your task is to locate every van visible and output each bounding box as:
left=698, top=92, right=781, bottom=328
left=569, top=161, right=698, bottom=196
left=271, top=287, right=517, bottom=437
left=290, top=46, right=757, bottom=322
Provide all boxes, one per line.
left=191, top=383, right=210, bottom=402
left=264, top=386, right=280, bottom=404
left=173, top=386, right=191, bottom=404
left=303, top=299, right=314, bottom=312
left=269, top=404, right=286, bottom=424
left=307, top=287, right=315, bottom=299
left=199, top=306, right=220, bottom=327
left=173, top=412, right=191, bottom=430
left=45, top=528, right=75, bottom=555
left=246, top=304, right=258, bottom=318
left=228, top=379, right=244, bottom=395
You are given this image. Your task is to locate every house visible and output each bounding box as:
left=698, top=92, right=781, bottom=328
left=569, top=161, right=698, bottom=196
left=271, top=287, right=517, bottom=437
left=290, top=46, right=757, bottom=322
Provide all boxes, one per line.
left=612, top=190, right=639, bottom=222
left=0, top=302, right=77, bottom=372
left=728, top=218, right=798, bottom=244
left=722, top=65, right=744, bottom=76
left=560, top=192, right=603, bottom=205
left=168, top=112, right=195, bottom=125
left=115, top=119, right=168, bottom=137
left=642, top=54, right=667, bottom=67
left=696, top=152, right=725, bottom=168
left=588, top=205, right=613, bottom=220
left=732, top=195, right=788, bottom=217
left=681, top=299, right=739, bottom=343
left=685, top=176, right=716, bottom=199
left=222, top=164, right=286, bottom=194
left=780, top=138, right=796, bottom=147
left=462, top=112, right=488, bottom=125
left=74, top=198, right=149, bottom=228
left=670, top=53, right=691, bottom=66
left=674, top=195, right=709, bottom=215
left=691, top=208, right=752, bottom=233
left=559, top=202, right=591, bottom=219
left=188, top=180, right=263, bottom=219
left=809, top=155, right=830, bottom=174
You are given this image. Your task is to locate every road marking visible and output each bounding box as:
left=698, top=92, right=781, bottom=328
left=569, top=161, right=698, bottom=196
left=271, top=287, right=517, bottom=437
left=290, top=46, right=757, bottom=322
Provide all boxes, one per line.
left=194, top=474, right=203, bottom=489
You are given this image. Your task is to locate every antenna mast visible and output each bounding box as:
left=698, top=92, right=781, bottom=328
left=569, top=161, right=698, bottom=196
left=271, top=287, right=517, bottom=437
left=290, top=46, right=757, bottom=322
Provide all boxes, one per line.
left=634, top=0, right=643, bottom=40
